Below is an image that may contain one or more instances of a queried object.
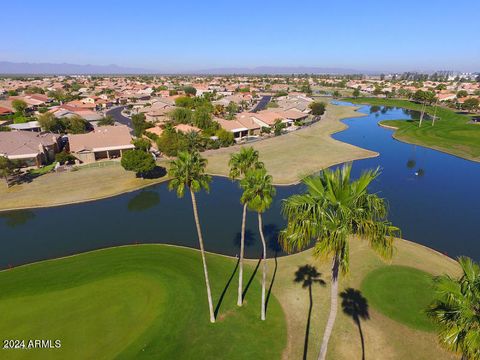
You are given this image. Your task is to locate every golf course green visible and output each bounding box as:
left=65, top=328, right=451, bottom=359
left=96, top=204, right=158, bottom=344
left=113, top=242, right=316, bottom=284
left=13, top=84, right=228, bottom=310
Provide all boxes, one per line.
left=361, top=265, right=436, bottom=331
left=347, top=97, right=480, bottom=161
left=0, top=245, right=286, bottom=359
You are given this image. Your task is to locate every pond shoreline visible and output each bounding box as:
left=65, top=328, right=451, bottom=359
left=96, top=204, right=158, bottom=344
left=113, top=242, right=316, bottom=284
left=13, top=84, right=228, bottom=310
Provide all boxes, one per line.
left=0, top=103, right=378, bottom=212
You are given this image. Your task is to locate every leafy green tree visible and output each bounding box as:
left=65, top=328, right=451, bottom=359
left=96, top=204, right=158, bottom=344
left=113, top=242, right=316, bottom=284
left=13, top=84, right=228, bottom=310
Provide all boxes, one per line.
left=169, top=107, right=193, bottom=124
left=273, top=119, right=286, bottom=136
left=352, top=88, right=360, bottom=98
left=332, top=90, right=341, bottom=98
left=168, top=151, right=215, bottom=323
left=175, top=96, right=195, bottom=108
left=216, top=128, right=234, bottom=146
left=457, top=90, right=468, bottom=98
left=373, top=86, right=383, bottom=96
left=97, top=115, right=115, bottom=126
left=66, top=115, right=89, bottom=134
left=427, top=257, right=480, bottom=359
left=463, top=98, right=479, bottom=112
left=240, top=167, right=275, bottom=320
left=193, top=106, right=214, bottom=130
left=37, top=112, right=65, bottom=133
left=309, top=101, right=326, bottom=116
left=183, top=86, right=197, bottom=96
left=0, top=156, right=17, bottom=186
left=229, top=147, right=264, bottom=306
left=280, top=164, right=399, bottom=360
left=226, top=101, right=239, bottom=120
left=12, top=99, right=28, bottom=115
left=301, top=82, right=312, bottom=95
left=156, top=125, right=186, bottom=156
left=132, top=138, right=151, bottom=152
left=121, top=149, right=155, bottom=177
left=55, top=151, right=76, bottom=165
left=184, top=131, right=204, bottom=152
left=131, top=113, right=150, bottom=137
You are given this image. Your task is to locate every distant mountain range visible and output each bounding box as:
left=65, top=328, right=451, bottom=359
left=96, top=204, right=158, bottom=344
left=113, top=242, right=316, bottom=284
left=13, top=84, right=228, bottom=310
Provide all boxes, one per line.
left=0, top=61, right=151, bottom=75
left=0, top=61, right=378, bottom=75
left=189, top=66, right=377, bottom=75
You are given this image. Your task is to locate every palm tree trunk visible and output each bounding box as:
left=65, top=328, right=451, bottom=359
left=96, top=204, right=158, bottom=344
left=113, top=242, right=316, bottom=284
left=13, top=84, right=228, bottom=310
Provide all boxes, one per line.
left=258, top=212, right=267, bottom=320
left=419, top=102, right=426, bottom=127
left=318, top=255, right=340, bottom=360
left=238, top=203, right=247, bottom=306
left=190, top=189, right=215, bottom=323
left=432, top=100, right=438, bottom=126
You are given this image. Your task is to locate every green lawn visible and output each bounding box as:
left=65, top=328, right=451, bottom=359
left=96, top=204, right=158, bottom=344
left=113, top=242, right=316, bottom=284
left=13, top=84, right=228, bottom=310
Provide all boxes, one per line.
left=346, top=97, right=480, bottom=162
left=361, top=266, right=436, bottom=332
left=0, top=245, right=286, bottom=359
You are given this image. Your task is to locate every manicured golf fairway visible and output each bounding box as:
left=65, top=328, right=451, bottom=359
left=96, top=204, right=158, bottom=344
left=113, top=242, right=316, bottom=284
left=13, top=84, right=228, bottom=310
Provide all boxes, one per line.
left=361, top=265, right=436, bottom=331
left=0, top=245, right=286, bottom=359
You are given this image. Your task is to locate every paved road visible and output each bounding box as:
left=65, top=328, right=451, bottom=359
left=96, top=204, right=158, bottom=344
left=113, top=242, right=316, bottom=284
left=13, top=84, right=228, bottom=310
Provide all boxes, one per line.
left=106, top=106, right=132, bottom=129
left=251, top=95, right=272, bottom=112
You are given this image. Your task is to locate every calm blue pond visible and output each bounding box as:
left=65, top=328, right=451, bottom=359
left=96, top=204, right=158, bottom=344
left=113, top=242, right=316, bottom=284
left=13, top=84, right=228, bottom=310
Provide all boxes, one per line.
left=0, top=102, right=478, bottom=268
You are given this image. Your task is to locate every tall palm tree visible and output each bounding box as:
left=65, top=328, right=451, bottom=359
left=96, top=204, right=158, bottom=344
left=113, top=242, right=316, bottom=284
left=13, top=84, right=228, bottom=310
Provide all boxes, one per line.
left=280, top=163, right=399, bottom=360
left=240, top=167, right=276, bottom=320
left=229, top=147, right=264, bottom=307
left=427, top=257, right=480, bottom=359
left=168, top=150, right=215, bottom=323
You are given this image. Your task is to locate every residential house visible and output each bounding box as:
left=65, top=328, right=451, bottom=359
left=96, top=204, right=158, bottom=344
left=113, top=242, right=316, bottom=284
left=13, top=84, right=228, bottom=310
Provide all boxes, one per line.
left=68, top=125, right=134, bottom=163
left=0, top=130, right=60, bottom=167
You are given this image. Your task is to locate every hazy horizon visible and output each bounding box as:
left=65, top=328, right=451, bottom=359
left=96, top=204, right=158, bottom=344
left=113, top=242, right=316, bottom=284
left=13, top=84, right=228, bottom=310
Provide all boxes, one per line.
left=1, top=0, right=479, bottom=73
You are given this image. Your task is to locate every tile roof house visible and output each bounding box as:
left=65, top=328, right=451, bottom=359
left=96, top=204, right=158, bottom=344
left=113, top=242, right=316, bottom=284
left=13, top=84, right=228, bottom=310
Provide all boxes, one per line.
left=68, top=125, right=134, bottom=163
left=0, top=130, right=60, bottom=167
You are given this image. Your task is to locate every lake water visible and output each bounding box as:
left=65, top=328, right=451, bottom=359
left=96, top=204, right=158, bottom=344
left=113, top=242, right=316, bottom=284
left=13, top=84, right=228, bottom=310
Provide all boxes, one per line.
left=1, top=103, right=479, bottom=268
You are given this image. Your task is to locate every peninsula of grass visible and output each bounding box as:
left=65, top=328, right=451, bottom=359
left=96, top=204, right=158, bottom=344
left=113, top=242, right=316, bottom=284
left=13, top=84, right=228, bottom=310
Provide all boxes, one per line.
left=346, top=97, right=480, bottom=162
left=0, top=245, right=286, bottom=360
left=361, top=266, right=436, bottom=332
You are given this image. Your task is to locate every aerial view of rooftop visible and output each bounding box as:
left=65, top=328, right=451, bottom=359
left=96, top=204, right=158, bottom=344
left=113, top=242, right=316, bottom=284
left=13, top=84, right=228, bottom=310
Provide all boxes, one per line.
left=1, top=1, right=479, bottom=359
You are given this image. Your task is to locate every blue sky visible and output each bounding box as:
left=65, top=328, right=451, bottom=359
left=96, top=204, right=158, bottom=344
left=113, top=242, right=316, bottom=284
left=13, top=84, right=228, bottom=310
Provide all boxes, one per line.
left=2, top=0, right=479, bottom=72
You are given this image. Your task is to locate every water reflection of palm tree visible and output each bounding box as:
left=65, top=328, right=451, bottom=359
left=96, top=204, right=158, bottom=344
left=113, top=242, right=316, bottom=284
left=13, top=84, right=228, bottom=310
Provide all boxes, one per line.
left=294, top=265, right=326, bottom=360
left=340, top=288, right=370, bottom=360
left=406, top=159, right=416, bottom=169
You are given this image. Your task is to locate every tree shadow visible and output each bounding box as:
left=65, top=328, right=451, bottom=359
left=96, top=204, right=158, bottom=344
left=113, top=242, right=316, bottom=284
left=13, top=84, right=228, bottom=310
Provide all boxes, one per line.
left=127, top=190, right=160, bottom=212
left=214, top=257, right=239, bottom=318
left=340, top=288, right=370, bottom=360
left=0, top=210, right=35, bottom=228
left=294, top=265, right=326, bottom=360
left=242, top=257, right=261, bottom=301
left=233, top=229, right=256, bottom=248
left=141, top=165, right=167, bottom=179
left=264, top=223, right=282, bottom=253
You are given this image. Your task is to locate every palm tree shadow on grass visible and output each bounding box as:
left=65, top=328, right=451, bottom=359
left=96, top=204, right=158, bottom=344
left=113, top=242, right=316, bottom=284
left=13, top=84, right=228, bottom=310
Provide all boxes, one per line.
left=294, top=265, right=326, bottom=360
left=242, top=257, right=261, bottom=301
left=340, top=288, right=370, bottom=360
left=214, top=257, right=239, bottom=318
left=264, top=223, right=281, bottom=314
left=242, top=223, right=280, bottom=303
